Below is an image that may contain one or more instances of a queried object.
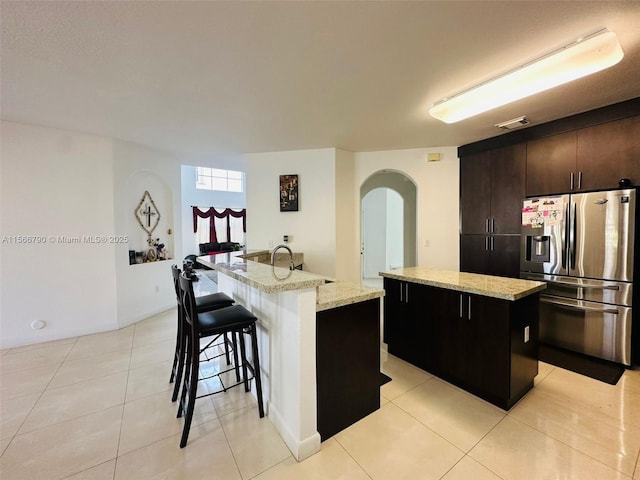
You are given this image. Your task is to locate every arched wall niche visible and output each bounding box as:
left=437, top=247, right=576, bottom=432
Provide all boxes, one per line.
left=125, top=170, right=175, bottom=263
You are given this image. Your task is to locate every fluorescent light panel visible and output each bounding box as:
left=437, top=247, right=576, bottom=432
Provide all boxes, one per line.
left=429, top=29, right=624, bottom=124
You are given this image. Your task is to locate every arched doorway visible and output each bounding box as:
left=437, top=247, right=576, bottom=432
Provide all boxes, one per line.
left=360, top=170, right=417, bottom=285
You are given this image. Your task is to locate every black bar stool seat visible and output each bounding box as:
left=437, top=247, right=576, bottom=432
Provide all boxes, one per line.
left=195, top=292, right=235, bottom=312
left=178, top=273, right=264, bottom=448
left=169, top=264, right=235, bottom=403
left=198, top=304, right=258, bottom=333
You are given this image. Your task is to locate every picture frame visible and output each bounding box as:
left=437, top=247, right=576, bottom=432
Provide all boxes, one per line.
left=279, top=174, right=299, bottom=212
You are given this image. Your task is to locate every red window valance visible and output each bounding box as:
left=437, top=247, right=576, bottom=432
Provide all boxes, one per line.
left=192, top=207, right=246, bottom=243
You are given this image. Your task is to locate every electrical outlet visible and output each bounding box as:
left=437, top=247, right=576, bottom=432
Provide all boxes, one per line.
left=524, top=325, right=530, bottom=343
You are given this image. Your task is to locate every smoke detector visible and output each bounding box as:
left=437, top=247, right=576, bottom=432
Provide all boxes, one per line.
left=495, top=116, right=530, bottom=130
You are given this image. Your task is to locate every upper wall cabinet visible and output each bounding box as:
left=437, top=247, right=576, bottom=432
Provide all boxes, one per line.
left=576, top=115, right=640, bottom=191
left=526, top=131, right=576, bottom=196
left=526, top=115, right=640, bottom=196
left=460, top=143, right=526, bottom=235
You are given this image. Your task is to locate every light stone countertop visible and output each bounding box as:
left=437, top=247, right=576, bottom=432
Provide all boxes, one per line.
left=198, top=251, right=384, bottom=312
left=197, top=252, right=384, bottom=312
left=316, top=281, right=384, bottom=312
left=380, top=267, right=546, bottom=301
left=197, top=252, right=324, bottom=294
left=238, top=249, right=304, bottom=269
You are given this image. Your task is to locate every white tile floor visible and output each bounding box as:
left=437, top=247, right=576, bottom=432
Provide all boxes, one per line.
left=2, top=298, right=640, bottom=478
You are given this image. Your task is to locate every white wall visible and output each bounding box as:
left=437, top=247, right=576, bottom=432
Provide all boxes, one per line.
left=245, top=149, right=338, bottom=277
left=112, top=140, right=182, bottom=328
left=334, top=149, right=358, bottom=281
left=0, top=121, right=459, bottom=347
left=355, top=147, right=460, bottom=271
left=0, top=122, right=118, bottom=347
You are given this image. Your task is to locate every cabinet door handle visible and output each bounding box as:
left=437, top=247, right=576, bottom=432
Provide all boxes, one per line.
left=459, top=294, right=463, bottom=318
left=570, top=172, right=575, bottom=190
left=490, top=236, right=494, bottom=251
left=578, top=171, right=583, bottom=190
left=492, top=218, right=495, bottom=233
left=468, top=296, right=472, bottom=320
left=485, top=237, right=489, bottom=251
left=485, top=218, right=490, bottom=233
left=405, top=283, right=409, bottom=303
left=400, top=283, right=403, bottom=302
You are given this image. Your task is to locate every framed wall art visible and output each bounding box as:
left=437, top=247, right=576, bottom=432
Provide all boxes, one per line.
left=279, top=174, right=299, bottom=212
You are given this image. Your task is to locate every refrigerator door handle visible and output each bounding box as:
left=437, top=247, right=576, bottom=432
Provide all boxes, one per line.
left=540, top=298, right=618, bottom=315
left=561, top=203, right=569, bottom=269
left=570, top=202, right=577, bottom=269
left=549, top=281, right=620, bottom=291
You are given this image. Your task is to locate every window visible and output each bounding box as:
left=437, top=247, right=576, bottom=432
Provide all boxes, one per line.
left=196, top=167, right=244, bottom=192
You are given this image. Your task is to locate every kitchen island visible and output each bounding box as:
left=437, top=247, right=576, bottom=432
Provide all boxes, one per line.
left=198, top=252, right=384, bottom=460
left=380, top=267, right=546, bottom=410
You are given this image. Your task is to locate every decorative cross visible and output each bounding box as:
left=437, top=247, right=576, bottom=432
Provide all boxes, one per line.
left=135, top=190, right=161, bottom=237
left=140, top=204, right=157, bottom=227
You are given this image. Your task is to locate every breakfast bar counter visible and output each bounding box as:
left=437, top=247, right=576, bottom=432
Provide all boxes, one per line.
left=197, top=252, right=384, bottom=459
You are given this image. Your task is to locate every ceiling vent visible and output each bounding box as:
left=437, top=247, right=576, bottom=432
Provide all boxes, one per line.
left=495, top=116, right=530, bottom=130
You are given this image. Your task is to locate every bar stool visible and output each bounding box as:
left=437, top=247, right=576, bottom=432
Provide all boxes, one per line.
left=169, top=264, right=235, bottom=402
left=178, top=272, right=264, bottom=448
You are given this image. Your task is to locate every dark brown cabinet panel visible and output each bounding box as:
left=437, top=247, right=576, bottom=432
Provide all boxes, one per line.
left=460, top=151, right=491, bottom=234
left=317, top=299, right=381, bottom=440
left=526, top=131, right=577, bottom=196
left=491, top=144, right=526, bottom=234
left=577, top=115, right=640, bottom=191
left=526, top=114, right=640, bottom=196
left=383, top=280, right=540, bottom=410
left=460, top=235, right=521, bottom=279
left=460, top=235, right=491, bottom=275
left=460, top=145, right=525, bottom=235
left=491, top=235, right=521, bottom=278
left=383, top=278, right=431, bottom=369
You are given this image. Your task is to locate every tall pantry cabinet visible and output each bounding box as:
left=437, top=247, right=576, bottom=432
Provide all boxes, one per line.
left=459, top=143, right=526, bottom=278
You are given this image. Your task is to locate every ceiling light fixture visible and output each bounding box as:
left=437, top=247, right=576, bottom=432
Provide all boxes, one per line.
left=429, top=29, right=624, bottom=124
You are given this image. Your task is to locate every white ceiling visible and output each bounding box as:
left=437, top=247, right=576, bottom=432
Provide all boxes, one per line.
left=2, top=1, right=640, bottom=160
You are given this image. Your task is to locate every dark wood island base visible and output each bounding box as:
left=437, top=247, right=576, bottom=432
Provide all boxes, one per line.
left=382, top=269, right=545, bottom=411
left=316, top=298, right=381, bottom=440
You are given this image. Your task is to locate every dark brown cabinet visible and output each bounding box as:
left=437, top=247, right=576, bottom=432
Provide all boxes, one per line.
left=316, top=299, right=381, bottom=440
left=526, top=131, right=577, bottom=196
left=460, top=151, right=491, bottom=234
left=431, top=290, right=512, bottom=402
left=383, top=280, right=540, bottom=410
left=526, top=115, right=640, bottom=196
left=383, top=278, right=431, bottom=369
left=460, top=235, right=521, bottom=278
left=577, top=115, right=640, bottom=191
left=460, top=144, right=525, bottom=235
left=460, top=143, right=525, bottom=278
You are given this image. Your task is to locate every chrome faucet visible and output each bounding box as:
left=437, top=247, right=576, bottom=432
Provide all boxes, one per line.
left=271, top=244, right=295, bottom=270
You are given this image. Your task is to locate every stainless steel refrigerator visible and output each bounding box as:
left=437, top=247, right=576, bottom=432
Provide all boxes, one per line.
left=520, top=189, right=636, bottom=365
